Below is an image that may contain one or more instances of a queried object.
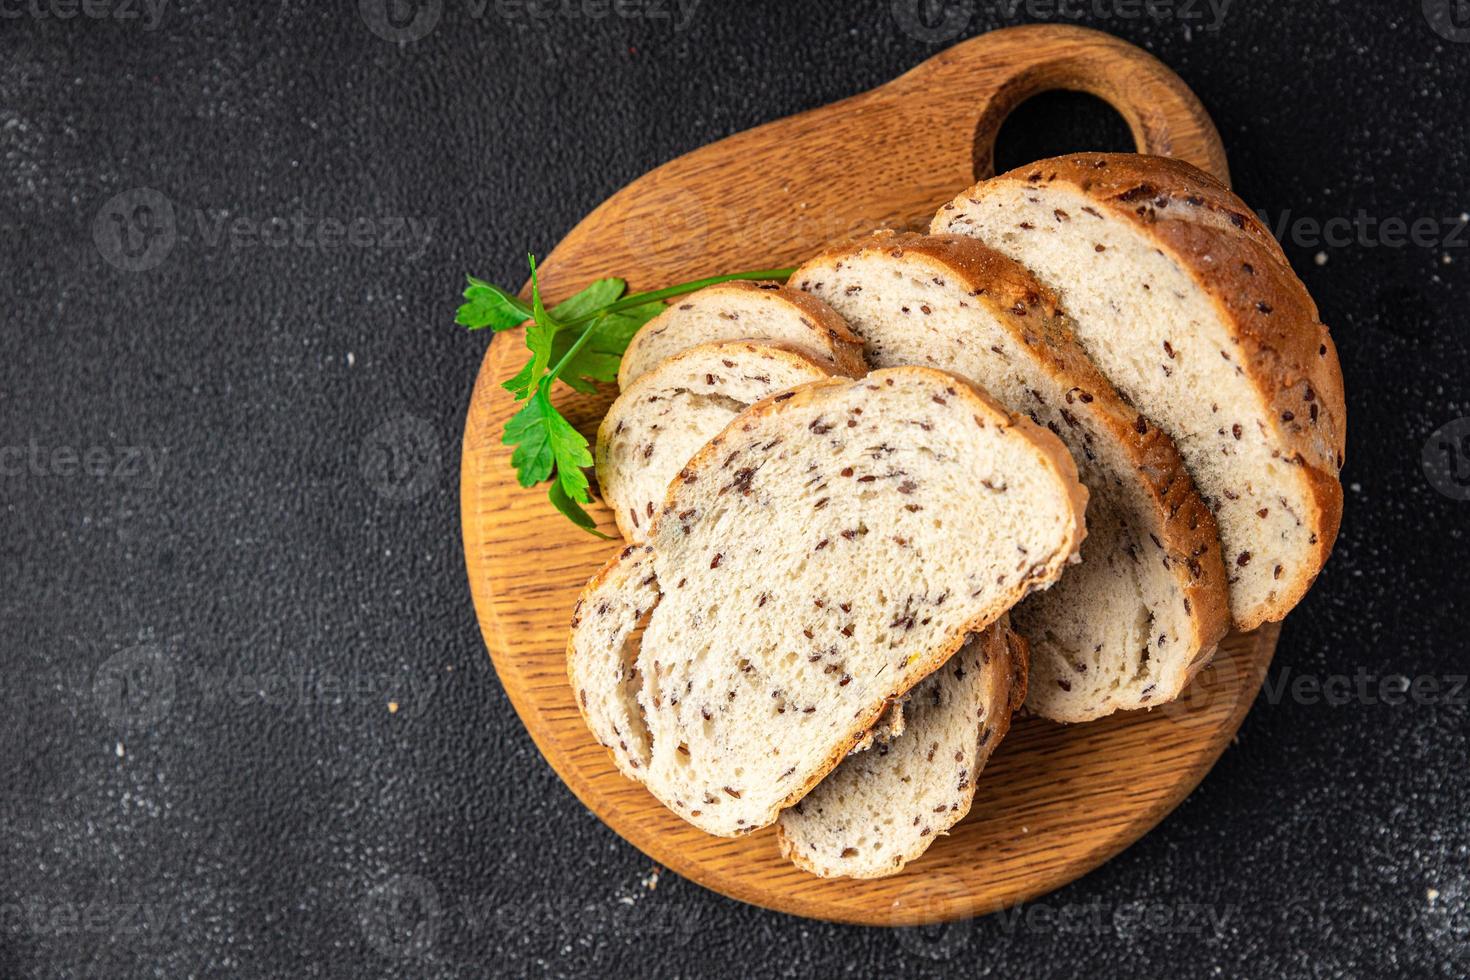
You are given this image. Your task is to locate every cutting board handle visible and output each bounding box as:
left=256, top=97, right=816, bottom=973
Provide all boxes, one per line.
left=902, top=25, right=1230, bottom=186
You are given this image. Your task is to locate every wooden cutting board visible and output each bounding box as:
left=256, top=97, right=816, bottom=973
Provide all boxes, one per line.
left=461, top=23, right=1276, bottom=926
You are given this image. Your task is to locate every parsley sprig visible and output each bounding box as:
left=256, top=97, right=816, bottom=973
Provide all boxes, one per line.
left=458, top=256, right=797, bottom=533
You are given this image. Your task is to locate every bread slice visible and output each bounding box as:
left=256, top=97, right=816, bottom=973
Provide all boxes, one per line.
left=568, top=366, right=1087, bottom=836
left=792, top=233, right=1229, bottom=722
left=932, top=153, right=1345, bottom=631
left=568, top=544, right=907, bottom=780
left=596, top=340, right=847, bottom=543
left=616, top=280, right=866, bottom=388
left=777, top=618, right=1026, bottom=878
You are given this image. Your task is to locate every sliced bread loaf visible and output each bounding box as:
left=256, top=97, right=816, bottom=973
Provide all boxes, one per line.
left=596, top=340, right=847, bottom=543
left=792, top=233, right=1229, bottom=722
left=777, top=618, right=1026, bottom=878
left=568, top=366, right=1087, bottom=836
left=932, top=153, right=1345, bottom=631
left=616, top=280, right=866, bottom=388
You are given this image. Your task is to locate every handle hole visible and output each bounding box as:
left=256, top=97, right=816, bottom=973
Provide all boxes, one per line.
left=987, top=91, right=1134, bottom=178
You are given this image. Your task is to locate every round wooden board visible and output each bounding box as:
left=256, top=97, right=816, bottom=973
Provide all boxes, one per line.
left=462, top=24, right=1279, bottom=926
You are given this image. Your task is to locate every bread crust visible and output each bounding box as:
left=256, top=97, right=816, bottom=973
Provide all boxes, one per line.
left=776, top=621, right=1025, bottom=878
left=629, top=366, right=1086, bottom=835
left=795, top=232, right=1231, bottom=715
left=616, top=280, right=867, bottom=388
left=938, top=154, right=1345, bottom=629
left=595, top=339, right=845, bottom=542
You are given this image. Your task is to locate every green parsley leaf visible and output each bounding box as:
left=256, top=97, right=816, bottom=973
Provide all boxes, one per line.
left=557, top=302, right=666, bottom=393
left=502, top=388, right=595, bottom=501
left=548, top=480, right=608, bottom=537
left=456, top=275, right=533, bottom=331
left=461, top=258, right=799, bottom=535
left=550, top=277, right=625, bottom=321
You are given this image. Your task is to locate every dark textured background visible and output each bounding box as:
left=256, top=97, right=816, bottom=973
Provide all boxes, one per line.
left=3, top=1, right=1469, bottom=977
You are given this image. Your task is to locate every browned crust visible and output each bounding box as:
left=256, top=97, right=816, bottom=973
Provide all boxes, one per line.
left=794, top=232, right=1232, bottom=703
left=638, top=366, right=1087, bottom=836
left=565, top=544, right=659, bottom=783
left=616, top=280, right=868, bottom=388
left=942, top=153, right=1345, bottom=629
left=595, top=339, right=846, bottom=543
left=776, top=620, right=1025, bottom=878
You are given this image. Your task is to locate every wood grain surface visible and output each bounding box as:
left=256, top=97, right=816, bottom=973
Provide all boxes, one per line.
left=461, top=24, right=1272, bottom=925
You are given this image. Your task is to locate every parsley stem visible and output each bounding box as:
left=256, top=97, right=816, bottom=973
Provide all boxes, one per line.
left=555, top=267, right=798, bottom=330
left=543, top=312, right=604, bottom=392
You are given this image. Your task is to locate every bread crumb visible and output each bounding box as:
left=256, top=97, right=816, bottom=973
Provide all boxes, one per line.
left=641, top=865, right=662, bottom=890
left=1314, top=252, right=1327, bottom=266
left=115, top=742, right=125, bottom=758
left=387, top=701, right=399, bottom=714
left=1429, top=887, right=1441, bottom=901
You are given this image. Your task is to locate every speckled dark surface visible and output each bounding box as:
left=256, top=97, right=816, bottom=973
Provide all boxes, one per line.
left=3, top=1, right=1469, bottom=977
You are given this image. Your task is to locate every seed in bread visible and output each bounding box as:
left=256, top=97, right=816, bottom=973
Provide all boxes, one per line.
left=616, top=280, right=866, bottom=389
left=777, top=618, right=1026, bottom=878
left=793, top=232, right=1229, bottom=722
left=933, top=153, right=1345, bottom=631
left=596, top=340, right=848, bottom=543
left=568, top=366, right=1087, bottom=836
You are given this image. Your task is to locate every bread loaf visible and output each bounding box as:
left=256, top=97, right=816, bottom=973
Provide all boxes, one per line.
left=568, top=366, right=1086, bottom=836
left=793, top=232, right=1229, bottom=721
left=933, top=154, right=1345, bottom=630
